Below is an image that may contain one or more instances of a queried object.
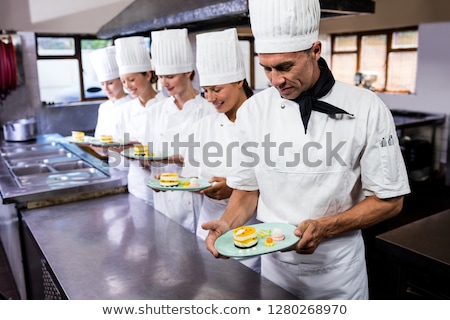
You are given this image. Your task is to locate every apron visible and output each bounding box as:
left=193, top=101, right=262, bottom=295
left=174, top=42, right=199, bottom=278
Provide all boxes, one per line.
left=262, top=231, right=368, bottom=299
left=148, top=95, right=216, bottom=233
left=119, top=93, right=166, bottom=204
left=227, top=85, right=410, bottom=299
left=182, top=113, right=261, bottom=272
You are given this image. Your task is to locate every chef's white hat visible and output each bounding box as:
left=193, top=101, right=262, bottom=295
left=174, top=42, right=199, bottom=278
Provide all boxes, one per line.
left=249, top=0, right=321, bottom=54
left=114, top=36, right=153, bottom=75
left=150, top=29, right=194, bottom=75
left=196, top=28, right=246, bottom=87
left=89, top=46, right=119, bottom=82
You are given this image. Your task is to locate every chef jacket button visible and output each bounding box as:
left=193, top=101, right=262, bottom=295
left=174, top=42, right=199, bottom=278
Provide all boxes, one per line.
left=281, top=104, right=285, bottom=109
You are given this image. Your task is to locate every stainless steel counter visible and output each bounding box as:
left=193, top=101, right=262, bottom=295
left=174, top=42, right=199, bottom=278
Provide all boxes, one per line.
left=21, top=193, right=296, bottom=300
left=0, top=133, right=127, bottom=205
left=376, top=209, right=450, bottom=298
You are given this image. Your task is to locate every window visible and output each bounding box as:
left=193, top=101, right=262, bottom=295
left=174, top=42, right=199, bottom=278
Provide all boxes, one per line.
left=331, top=27, right=418, bottom=93
left=36, top=34, right=114, bottom=104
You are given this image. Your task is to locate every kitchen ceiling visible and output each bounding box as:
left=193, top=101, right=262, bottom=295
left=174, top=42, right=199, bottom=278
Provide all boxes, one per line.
left=97, top=0, right=376, bottom=38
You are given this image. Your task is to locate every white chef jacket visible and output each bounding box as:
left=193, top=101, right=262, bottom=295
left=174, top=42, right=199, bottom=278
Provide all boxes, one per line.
left=182, top=112, right=261, bottom=272
left=145, top=94, right=216, bottom=233
left=115, top=92, right=166, bottom=205
left=227, top=82, right=411, bottom=299
left=94, top=95, right=132, bottom=140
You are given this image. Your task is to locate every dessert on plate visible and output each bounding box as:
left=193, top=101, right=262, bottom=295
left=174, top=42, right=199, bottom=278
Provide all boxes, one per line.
left=72, top=131, right=85, bottom=142
left=160, top=172, right=179, bottom=187
left=272, top=228, right=285, bottom=241
left=133, top=145, right=150, bottom=157
left=233, top=226, right=258, bottom=248
left=189, top=177, right=200, bottom=187
left=264, top=237, right=275, bottom=247
left=100, top=134, right=113, bottom=144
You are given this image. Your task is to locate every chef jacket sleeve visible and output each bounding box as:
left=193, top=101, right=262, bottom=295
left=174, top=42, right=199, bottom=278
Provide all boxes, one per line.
left=360, top=98, right=411, bottom=199
left=226, top=103, right=259, bottom=191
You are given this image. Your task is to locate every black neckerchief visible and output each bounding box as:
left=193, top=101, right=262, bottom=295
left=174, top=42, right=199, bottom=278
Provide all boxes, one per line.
left=291, top=57, right=353, bottom=133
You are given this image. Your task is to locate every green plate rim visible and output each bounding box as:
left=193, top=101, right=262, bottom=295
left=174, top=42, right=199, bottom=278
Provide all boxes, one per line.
left=214, top=222, right=300, bottom=258
left=147, top=177, right=211, bottom=191
left=120, top=149, right=169, bottom=161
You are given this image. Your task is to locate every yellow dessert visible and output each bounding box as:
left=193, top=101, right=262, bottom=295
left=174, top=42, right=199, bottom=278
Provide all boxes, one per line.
left=233, top=226, right=258, bottom=248
left=100, top=134, right=113, bottom=144
left=160, top=172, right=179, bottom=187
left=133, top=145, right=149, bottom=157
left=72, top=131, right=85, bottom=142
left=264, top=237, right=275, bottom=247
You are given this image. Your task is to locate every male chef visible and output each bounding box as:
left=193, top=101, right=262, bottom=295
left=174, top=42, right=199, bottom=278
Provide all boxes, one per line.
left=203, top=0, right=410, bottom=299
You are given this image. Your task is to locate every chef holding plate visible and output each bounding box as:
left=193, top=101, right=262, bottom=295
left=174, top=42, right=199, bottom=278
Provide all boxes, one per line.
left=203, top=0, right=410, bottom=299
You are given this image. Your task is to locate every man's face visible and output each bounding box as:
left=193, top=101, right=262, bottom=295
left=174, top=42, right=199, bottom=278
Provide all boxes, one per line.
left=258, top=50, right=317, bottom=100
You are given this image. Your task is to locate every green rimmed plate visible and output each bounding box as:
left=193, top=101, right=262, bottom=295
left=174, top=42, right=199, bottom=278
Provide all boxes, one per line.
left=147, top=178, right=211, bottom=191
left=214, top=222, right=300, bottom=258
left=120, top=149, right=169, bottom=161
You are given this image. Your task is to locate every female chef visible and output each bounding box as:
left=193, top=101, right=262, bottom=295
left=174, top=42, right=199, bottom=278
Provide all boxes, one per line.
left=145, top=28, right=216, bottom=233
left=88, top=46, right=131, bottom=141
left=114, top=36, right=166, bottom=205
left=182, top=28, right=260, bottom=272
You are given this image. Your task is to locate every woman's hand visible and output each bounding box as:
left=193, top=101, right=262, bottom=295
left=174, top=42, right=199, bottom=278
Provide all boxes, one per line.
left=201, top=177, right=232, bottom=200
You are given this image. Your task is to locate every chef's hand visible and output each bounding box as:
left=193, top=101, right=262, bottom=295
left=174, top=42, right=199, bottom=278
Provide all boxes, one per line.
left=292, top=219, right=327, bottom=254
left=149, top=173, right=163, bottom=192
left=139, top=158, right=152, bottom=168
left=202, top=219, right=231, bottom=259
left=108, top=142, right=133, bottom=154
left=201, top=177, right=232, bottom=200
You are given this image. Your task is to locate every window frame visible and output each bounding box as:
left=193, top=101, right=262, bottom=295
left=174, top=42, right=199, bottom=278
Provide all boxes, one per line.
left=35, top=33, right=111, bottom=103
left=330, top=26, right=418, bottom=93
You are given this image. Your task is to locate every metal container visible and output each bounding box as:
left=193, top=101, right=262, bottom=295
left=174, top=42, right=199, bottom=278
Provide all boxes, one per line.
left=3, top=118, right=37, bottom=141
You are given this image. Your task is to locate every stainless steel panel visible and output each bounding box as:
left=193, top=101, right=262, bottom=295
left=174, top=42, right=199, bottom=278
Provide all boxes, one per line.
left=21, top=194, right=296, bottom=300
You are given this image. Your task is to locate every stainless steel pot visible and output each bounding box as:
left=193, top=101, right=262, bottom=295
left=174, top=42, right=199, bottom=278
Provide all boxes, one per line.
left=3, top=118, right=37, bottom=141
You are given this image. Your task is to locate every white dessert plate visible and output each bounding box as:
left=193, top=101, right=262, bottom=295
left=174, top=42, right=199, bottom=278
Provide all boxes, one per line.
left=64, top=136, right=121, bottom=147
left=147, top=178, right=211, bottom=191
left=214, top=222, right=300, bottom=258
left=120, top=149, right=169, bottom=161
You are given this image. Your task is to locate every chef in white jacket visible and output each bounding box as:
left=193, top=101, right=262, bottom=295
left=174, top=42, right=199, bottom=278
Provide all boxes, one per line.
left=89, top=46, right=131, bottom=141
left=203, top=0, right=411, bottom=299
left=182, top=28, right=260, bottom=272
left=145, top=29, right=216, bottom=233
left=114, top=36, right=166, bottom=205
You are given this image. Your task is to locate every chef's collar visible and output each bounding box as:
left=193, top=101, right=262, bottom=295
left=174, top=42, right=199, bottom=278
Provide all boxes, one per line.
left=291, top=58, right=353, bottom=133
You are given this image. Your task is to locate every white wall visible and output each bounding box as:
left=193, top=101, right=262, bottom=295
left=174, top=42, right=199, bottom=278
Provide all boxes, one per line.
left=378, top=22, right=450, bottom=166
left=378, top=22, right=450, bottom=114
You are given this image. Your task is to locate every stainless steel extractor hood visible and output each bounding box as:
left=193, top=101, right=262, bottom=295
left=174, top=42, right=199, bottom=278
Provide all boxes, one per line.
left=97, top=0, right=375, bottom=39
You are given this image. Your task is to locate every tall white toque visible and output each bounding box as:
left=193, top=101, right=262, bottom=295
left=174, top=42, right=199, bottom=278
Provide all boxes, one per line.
left=150, top=28, right=195, bottom=75
left=89, top=46, right=119, bottom=82
left=114, top=36, right=153, bottom=75
left=196, top=28, right=246, bottom=87
left=249, top=0, right=321, bottom=54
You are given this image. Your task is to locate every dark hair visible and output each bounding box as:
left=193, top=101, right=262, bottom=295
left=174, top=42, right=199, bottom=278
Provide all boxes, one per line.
left=189, top=70, right=196, bottom=81
left=242, top=79, right=254, bottom=98
left=141, top=71, right=158, bottom=84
